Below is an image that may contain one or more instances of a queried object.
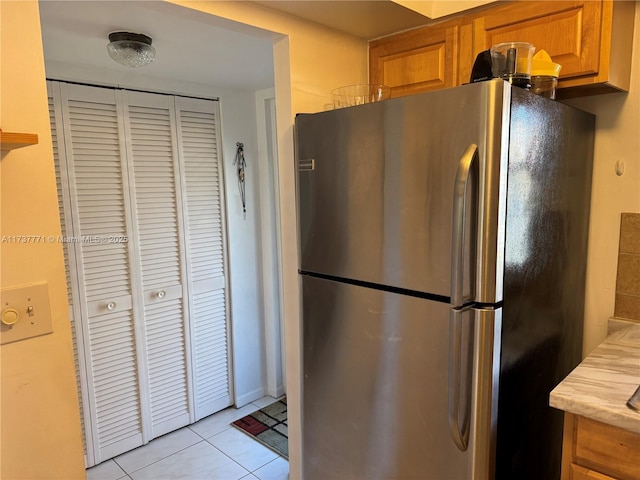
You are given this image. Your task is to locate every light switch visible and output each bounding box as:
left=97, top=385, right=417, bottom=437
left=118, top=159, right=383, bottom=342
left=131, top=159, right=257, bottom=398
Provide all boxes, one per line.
left=1, top=282, right=53, bottom=345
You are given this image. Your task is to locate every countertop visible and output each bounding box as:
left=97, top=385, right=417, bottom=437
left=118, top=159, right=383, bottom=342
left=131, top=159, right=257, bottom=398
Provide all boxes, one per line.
left=550, top=318, right=640, bottom=433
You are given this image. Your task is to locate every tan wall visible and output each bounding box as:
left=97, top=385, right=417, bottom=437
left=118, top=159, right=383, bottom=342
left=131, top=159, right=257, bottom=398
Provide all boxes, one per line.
left=170, top=0, right=369, bottom=114
left=567, top=3, right=640, bottom=355
left=166, top=3, right=370, bottom=478
left=0, top=1, right=85, bottom=479
left=2, top=0, right=367, bottom=477
left=9, top=0, right=634, bottom=476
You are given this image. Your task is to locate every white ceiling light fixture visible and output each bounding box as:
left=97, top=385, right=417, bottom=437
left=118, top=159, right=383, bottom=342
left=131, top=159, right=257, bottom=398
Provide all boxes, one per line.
left=107, top=31, right=156, bottom=67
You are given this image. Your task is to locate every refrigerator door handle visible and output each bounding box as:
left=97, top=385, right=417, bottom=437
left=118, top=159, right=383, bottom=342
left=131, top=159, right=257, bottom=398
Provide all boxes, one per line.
left=470, top=307, right=502, bottom=479
left=448, top=307, right=473, bottom=452
left=451, top=143, right=478, bottom=307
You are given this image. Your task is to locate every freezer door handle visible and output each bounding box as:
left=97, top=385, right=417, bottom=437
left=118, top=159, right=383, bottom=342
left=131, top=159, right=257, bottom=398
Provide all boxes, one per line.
left=451, top=143, right=478, bottom=307
left=448, top=307, right=473, bottom=451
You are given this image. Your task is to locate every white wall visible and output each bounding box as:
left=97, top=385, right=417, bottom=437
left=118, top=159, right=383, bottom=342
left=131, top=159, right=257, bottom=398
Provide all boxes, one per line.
left=255, top=88, right=285, bottom=398
left=564, top=3, right=640, bottom=355
left=217, top=88, right=271, bottom=406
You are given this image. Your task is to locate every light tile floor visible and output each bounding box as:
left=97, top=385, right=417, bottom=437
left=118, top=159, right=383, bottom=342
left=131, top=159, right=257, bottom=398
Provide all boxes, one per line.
left=86, top=396, right=289, bottom=480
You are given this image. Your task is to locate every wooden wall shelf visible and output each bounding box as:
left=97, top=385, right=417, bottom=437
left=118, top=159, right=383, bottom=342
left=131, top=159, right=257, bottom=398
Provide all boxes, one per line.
left=1, top=132, right=39, bottom=151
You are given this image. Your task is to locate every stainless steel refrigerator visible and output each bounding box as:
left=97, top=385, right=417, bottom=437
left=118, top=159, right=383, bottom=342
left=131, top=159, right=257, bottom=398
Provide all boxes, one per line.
left=295, top=79, right=595, bottom=480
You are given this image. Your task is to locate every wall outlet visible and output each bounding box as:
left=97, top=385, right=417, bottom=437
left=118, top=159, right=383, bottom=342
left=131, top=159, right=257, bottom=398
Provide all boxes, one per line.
left=1, top=282, right=53, bottom=345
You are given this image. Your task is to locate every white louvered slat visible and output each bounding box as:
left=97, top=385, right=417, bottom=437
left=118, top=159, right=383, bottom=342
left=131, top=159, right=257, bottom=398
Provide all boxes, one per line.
left=62, top=84, right=142, bottom=463
left=126, top=93, right=190, bottom=436
left=177, top=98, right=231, bottom=419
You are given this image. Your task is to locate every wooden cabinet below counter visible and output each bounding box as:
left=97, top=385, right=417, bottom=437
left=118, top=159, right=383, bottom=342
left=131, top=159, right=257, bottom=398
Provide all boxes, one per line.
left=369, top=0, right=636, bottom=99
left=561, top=413, right=640, bottom=480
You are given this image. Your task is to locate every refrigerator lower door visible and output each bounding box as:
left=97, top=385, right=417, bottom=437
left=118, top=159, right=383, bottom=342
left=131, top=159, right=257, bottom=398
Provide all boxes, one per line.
left=302, top=275, right=500, bottom=480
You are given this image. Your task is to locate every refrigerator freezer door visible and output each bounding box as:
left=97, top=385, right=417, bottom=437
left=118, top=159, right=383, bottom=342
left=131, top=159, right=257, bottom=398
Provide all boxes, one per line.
left=302, top=275, right=488, bottom=480
left=296, top=80, right=509, bottom=303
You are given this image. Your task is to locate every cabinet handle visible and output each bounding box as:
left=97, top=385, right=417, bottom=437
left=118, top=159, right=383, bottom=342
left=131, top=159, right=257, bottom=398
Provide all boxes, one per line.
left=157, top=290, right=166, bottom=299
left=106, top=301, right=117, bottom=311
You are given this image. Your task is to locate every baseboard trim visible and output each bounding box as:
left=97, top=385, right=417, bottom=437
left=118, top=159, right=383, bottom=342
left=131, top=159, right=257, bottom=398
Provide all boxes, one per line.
left=235, top=387, right=267, bottom=408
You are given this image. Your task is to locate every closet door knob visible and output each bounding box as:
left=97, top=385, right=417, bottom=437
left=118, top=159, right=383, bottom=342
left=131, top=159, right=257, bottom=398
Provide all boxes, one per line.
left=157, top=290, right=166, bottom=299
left=106, top=301, right=117, bottom=311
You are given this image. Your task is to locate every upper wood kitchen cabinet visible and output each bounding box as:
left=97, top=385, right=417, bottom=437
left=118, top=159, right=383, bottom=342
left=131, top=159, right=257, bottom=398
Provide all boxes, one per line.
left=370, top=0, right=635, bottom=99
left=369, top=20, right=462, bottom=98
left=472, top=0, right=636, bottom=98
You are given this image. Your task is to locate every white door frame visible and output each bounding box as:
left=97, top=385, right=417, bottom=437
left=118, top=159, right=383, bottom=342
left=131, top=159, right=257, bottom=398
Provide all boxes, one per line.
left=255, top=87, right=285, bottom=398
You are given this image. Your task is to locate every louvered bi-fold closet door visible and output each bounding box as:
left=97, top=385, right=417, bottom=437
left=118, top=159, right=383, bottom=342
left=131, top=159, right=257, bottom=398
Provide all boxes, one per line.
left=122, top=90, right=193, bottom=437
left=47, top=82, right=91, bottom=465
left=58, top=83, right=144, bottom=463
left=175, top=97, right=232, bottom=420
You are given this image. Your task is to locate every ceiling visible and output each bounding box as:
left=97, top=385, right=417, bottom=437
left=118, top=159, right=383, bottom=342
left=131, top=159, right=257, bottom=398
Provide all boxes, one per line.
left=38, top=1, right=438, bottom=93
left=254, top=1, right=432, bottom=39
left=39, top=1, right=277, bottom=92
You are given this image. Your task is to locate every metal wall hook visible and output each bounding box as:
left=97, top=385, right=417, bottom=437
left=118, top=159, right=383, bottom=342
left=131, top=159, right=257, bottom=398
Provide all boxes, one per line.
left=234, top=142, right=247, bottom=216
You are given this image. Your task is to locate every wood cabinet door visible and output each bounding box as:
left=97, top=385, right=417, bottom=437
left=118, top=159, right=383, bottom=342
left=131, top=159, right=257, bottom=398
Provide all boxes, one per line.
left=472, top=1, right=603, bottom=82
left=370, top=22, right=460, bottom=98
left=570, top=464, right=618, bottom=480
left=574, top=416, right=640, bottom=480
left=562, top=413, right=640, bottom=480
left=369, top=0, right=634, bottom=98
